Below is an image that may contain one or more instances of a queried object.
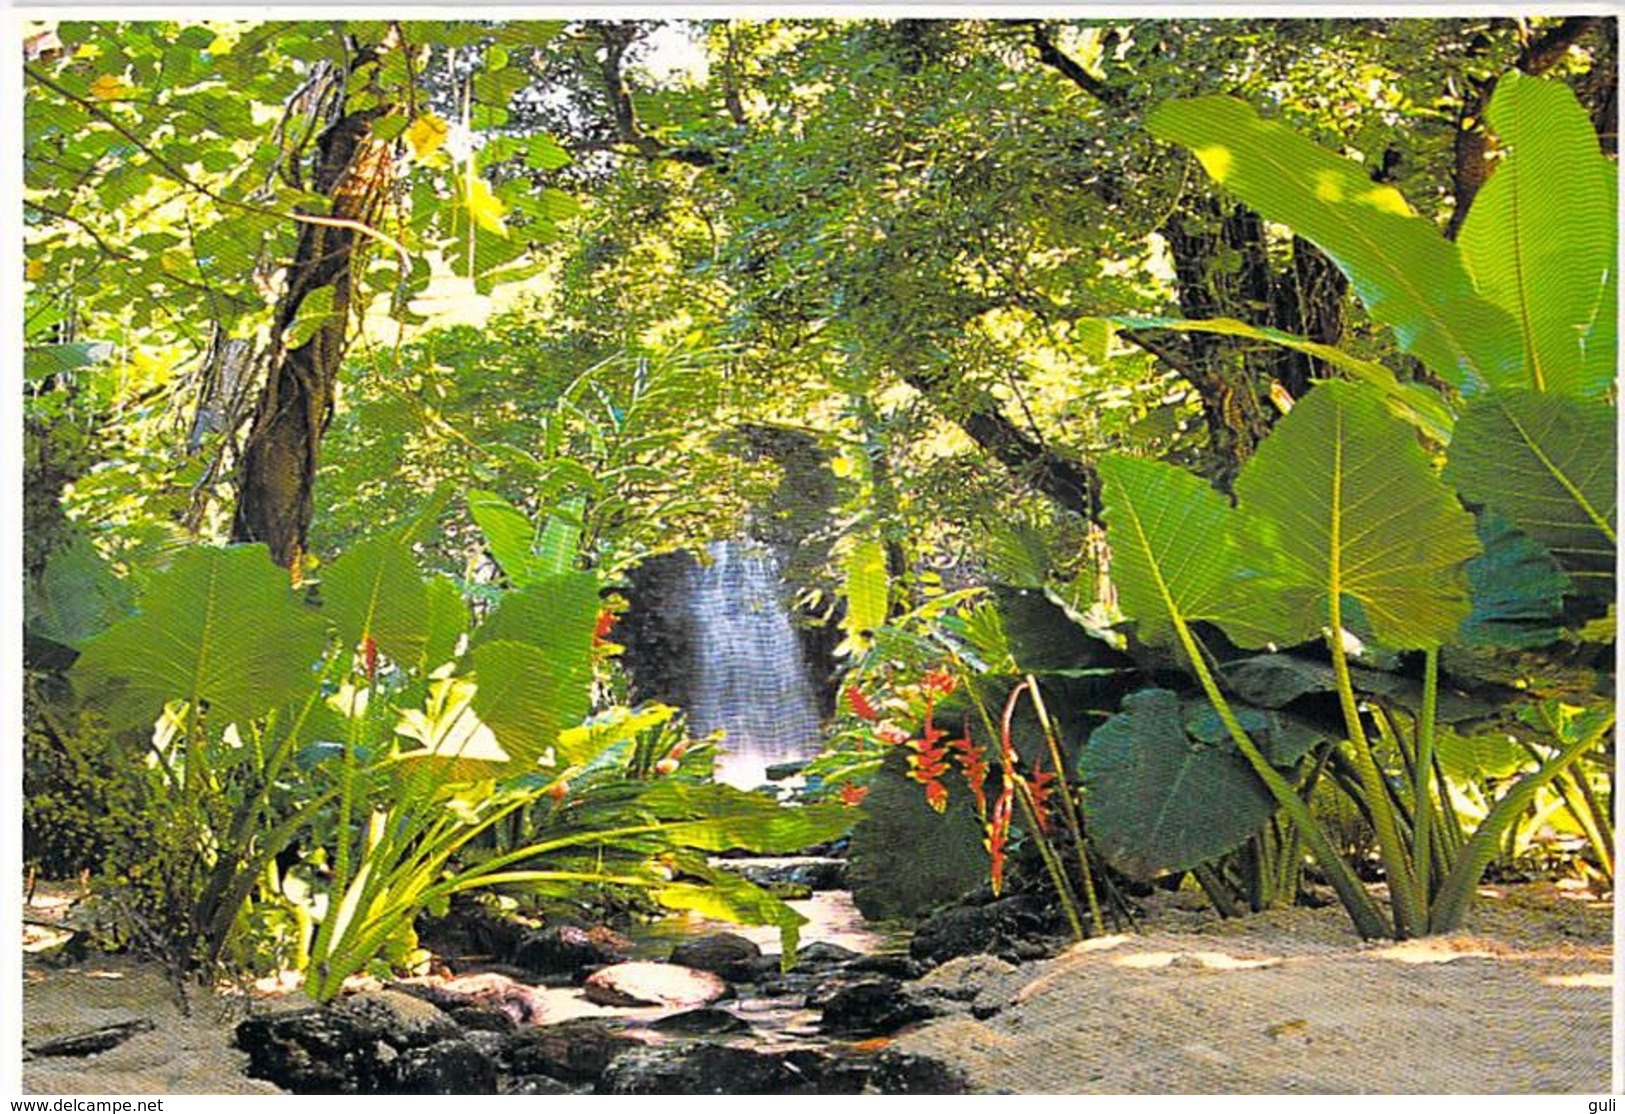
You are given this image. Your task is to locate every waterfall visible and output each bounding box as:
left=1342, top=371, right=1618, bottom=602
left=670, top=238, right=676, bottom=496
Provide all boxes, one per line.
left=685, top=540, right=823, bottom=789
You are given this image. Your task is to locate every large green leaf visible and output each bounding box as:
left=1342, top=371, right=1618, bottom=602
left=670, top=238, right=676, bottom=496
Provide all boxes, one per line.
left=636, top=783, right=855, bottom=853
left=321, top=535, right=429, bottom=668
left=467, top=488, right=549, bottom=586
left=468, top=631, right=595, bottom=767
left=1459, top=72, right=1617, bottom=399
left=839, top=535, right=889, bottom=654
left=73, top=544, right=327, bottom=729
left=1235, top=380, right=1481, bottom=648
left=25, top=537, right=134, bottom=650
left=1457, top=512, right=1573, bottom=648
left=1147, top=96, right=1524, bottom=393
left=1082, top=688, right=1276, bottom=879
left=1443, top=389, right=1616, bottom=595
left=470, top=571, right=601, bottom=656
left=1098, top=454, right=1295, bottom=649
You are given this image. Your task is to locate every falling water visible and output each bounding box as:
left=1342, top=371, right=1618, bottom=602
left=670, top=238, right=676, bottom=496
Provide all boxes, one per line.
left=686, top=540, right=823, bottom=790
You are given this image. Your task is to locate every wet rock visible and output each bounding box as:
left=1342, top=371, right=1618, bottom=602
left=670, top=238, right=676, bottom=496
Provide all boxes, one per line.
left=669, top=932, right=763, bottom=982
left=795, top=940, right=861, bottom=967
left=846, top=953, right=923, bottom=980
left=27, top=1019, right=155, bottom=1058
left=506, top=1018, right=645, bottom=1083
left=597, top=1043, right=818, bottom=1094
left=869, top=1049, right=972, bottom=1094
left=514, top=923, right=631, bottom=977
left=461, top=1029, right=508, bottom=1063
left=817, top=977, right=938, bottom=1037
left=448, top=1006, right=516, bottom=1034
left=333, top=989, right=461, bottom=1048
left=503, top=1073, right=579, bottom=1095
left=583, top=961, right=729, bottom=1008
left=645, top=1008, right=751, bottom=1036
left=393, top=972, right=548, bottom=1026
left=393, top=1039, right=497, bottom=1094
left=737, top=858, right=848, bottom=892
left=236, top=1008, right=392, bottom=1094
left=908, top=895, right=1047, bottom=966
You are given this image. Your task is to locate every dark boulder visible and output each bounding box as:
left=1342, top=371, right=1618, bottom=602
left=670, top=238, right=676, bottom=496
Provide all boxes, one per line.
left=393, top=1039, right=497, bottom=1094
left=505, top=1018, right=645, bottom=1084
left=596, top=1043, right=819, bottom=1094
left=645, top=1008, right=751, bottom=1036
left=869, top=1049, right=972, bottom=1094
left=513, top=923, right=631, bottom=978
left=817, top=977, right=937, bottom=1037
left=669, top=932, right=765, bottom=982
left=908, top=895, right=1050, bottom=966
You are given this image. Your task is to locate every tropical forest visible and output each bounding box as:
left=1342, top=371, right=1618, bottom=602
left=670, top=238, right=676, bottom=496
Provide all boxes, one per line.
left=18, top=15, right=1618, bottom=1096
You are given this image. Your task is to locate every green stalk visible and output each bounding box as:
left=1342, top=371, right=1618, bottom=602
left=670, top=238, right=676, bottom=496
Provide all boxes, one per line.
left=1413, top=648, right=1440, bottom=903
left=1325, top=598, right=1424, bottom=937
left=1565, top=763, right=1614, bottom=881
left=1025, top=677, right=1105, bottom=936
left=1430, top=710, right=1615, bottom=932
left=1172, top=616, right=1390, bottom=939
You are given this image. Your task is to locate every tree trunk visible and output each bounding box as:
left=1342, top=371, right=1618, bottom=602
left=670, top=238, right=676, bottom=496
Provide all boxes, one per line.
left=231, top=79, right=391, bottom=569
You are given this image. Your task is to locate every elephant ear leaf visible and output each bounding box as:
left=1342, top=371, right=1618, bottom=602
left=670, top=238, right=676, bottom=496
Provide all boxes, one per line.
left=1146, top=95, right=1523, bottom=394
left=1234, top=381, right=1481, bottom=649
left=321, top=535, right=430, bottom=669
left=73, top=544, right=328, bottom=730
left=1444, top=389, right=1616, bottom=597
left=1081, top=688, right=1277, bottom=879
left=1099, top=454, right=1303, bottom=650
left=1458, top=71, right=1617, bottom=399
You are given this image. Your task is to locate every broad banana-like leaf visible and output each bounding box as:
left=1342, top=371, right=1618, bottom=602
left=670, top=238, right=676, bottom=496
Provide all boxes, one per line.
left=1098, top=454, right=1298, bottom=649
left=1081, top=688, right=1277, bottom=879
left=321, top=535, right=430, bottom=669
left=635, top=783, right=856, bottom=853
left=1444, top=389, right=1616, bottom=594
left=73, top=544, right=327, bottom=729
left=1106, top=315, right=1456, bottom=443
left=469, top=635, right=595, bottom=767
left=1234, top=380, right=1481, bottom=648
left=1459, top=72, right=1617, bottom=399
left=25, top=536, right=134, bottom=650
left=1147, top=96, right=1524, bottom=393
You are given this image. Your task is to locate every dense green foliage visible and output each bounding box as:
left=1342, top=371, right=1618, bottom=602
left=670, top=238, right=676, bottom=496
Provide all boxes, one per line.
left=23, top=16, right=1615, bottom=985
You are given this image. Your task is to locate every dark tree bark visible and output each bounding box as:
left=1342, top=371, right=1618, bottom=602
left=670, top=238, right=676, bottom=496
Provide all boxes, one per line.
left=230, top=61, right=392, bottom=569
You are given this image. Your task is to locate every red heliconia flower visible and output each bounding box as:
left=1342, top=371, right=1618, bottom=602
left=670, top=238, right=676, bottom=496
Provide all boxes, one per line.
left=920, top=670, right=958, bottom=697
left=653, top=757, right=680, bottom=776
left=360, top=634, right=378, bottom=684
left=1027, top=756, right=1057, bottom=835
left=950, top=732, right=989, bottom=819
left=845, top=684, right=881, bottom=722
left=908, top=731, right=951, bottom=814
left=986, top=781, right=1014, bottom=896
left=839, top=783, right=870, bottom=807
left=548, top=779, right=570, bottom=802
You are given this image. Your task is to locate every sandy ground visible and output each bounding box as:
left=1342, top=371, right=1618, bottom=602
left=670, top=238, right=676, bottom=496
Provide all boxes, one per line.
left=898, top=882, right=1615, bottom=1094
left=20, top=880, right=1615, bottom=1095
